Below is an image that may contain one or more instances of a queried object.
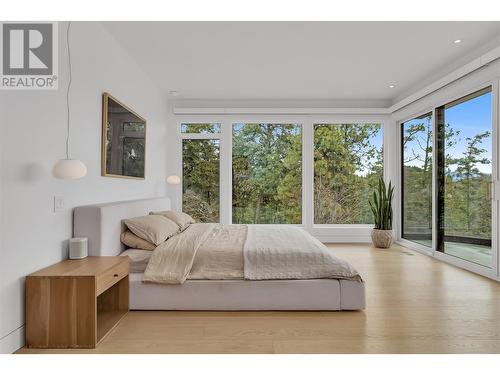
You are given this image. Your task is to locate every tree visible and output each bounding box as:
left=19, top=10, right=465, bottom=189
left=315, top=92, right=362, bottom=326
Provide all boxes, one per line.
left=314, top=123, right=382, bottom=224
left=402, top=117, right=464, bottom=242
left=232, top=123, right=302, bottom=224
left=450, top=131, right=491, bottom=232
left=402, top=118, right=433, bottom=236
left=182, top=134, right=220, bottom=222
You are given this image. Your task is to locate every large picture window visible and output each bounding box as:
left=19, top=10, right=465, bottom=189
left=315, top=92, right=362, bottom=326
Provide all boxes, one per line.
left=182, top=139, right=220, bottom=222
left=314, top=123, right=383, bottom=224
left=401, top=113, right=433, bottom=247
left=232, top=123, right=302, bottom=224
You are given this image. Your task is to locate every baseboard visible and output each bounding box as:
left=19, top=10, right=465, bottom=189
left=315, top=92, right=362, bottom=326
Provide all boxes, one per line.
left=315, top=235, right=371, bottom=243
left=0, top=325, right=25, bottom=354
left=311, top=226, right=373, bottom=243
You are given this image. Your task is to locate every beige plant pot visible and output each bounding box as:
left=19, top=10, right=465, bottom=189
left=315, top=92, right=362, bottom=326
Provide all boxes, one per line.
left=371, top=229, right=394, bottom=249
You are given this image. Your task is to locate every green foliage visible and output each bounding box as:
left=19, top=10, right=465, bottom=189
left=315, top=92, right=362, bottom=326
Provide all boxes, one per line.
left=369, top=178, right=394, bottom=230
left=181, top=123, right=220, bottom=134
left=182, top=122, right=383, bottom=225
left=402, top=118, right=433, bottom=242
left=403, top=119, right=491, bottom=241
left=232, top=123, right=302, bottom=224
left=445, top=131, right=491, bottom=238
left=314, top=124, right=383, bottom=224
left=183, top=190, right=218, bottom=223
left=182, top=136, right=220, bottom=222
left=182, top=117, right=492, bottom=240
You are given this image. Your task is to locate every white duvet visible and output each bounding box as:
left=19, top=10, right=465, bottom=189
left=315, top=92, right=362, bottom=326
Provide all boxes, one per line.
left=142, top=223, right=362, bottom=284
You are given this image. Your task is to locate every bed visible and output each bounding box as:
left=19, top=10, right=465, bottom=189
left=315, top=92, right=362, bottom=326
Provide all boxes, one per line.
left=73, top=197, right=365, bottom=310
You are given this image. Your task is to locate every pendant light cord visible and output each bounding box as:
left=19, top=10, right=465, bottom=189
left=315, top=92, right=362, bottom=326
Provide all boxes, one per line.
left=65, top=21, right=72, bottom=160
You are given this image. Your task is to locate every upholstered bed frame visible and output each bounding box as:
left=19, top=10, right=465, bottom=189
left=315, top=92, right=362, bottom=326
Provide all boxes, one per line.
left=73, top=197, right=365, bottom=310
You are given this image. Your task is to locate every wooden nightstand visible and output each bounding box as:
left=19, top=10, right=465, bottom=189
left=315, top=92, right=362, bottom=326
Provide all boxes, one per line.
left=25, top=256, right=129, bottom=349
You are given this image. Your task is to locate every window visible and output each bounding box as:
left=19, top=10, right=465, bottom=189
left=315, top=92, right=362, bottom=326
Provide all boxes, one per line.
left=181, top=123, right=221, bottom=134
left=401, top=113, right=433, bottom=247
left=182, top=139, right=220, bottom=222
left=314, top=123, right=383, bottom=224
left=436, top=87, right=492, bottom=267
left=232, top=123, right=302, bottom=224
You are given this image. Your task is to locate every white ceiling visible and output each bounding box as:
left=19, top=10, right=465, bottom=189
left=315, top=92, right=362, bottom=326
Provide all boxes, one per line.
left=102, top=21, right=500, bottom=106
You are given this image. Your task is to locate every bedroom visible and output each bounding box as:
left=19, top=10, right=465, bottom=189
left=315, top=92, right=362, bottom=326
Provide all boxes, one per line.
left=1, top=0, right=500, bottom=371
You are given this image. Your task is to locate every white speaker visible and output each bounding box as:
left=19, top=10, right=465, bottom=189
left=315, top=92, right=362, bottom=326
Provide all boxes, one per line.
left=69, top=237, right=88, bottom=259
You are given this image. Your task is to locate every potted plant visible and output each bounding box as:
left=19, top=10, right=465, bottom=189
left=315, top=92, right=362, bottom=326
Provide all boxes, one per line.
left=369, top=177, right=395, bottom=248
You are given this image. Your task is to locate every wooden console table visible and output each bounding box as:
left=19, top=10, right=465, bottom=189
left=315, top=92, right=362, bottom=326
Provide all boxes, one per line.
left=25, top=256, right=129, bottom=348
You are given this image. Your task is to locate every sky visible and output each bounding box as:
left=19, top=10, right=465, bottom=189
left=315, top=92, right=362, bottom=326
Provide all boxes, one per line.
left=445, top=91, right=492, bottom=174
left=404, top=91, right=492, bottom=174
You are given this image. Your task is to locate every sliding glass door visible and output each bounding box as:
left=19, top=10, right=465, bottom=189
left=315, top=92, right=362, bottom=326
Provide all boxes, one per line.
left=401, top=113, right=433, bottom=248
left=401, top=86, right=495, bottom=272
left=436, top=87, right=493, bottom=267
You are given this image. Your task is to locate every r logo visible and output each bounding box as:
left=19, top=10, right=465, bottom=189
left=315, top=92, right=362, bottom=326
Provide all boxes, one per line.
left=2, top=23, right=53, bottom=75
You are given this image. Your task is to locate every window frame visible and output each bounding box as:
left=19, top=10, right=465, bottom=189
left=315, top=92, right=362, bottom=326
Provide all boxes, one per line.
left=177, top=115, right=388, bottom=233
left=178, top=119, right=223, bottom=222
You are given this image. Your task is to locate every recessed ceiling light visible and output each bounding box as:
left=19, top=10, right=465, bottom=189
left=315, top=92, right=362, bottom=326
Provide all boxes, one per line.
left=453, top=39, right=462, bottom=44
left=389, top=84, right=395, bottom=89
left=169, top=90, right=179, bottom=97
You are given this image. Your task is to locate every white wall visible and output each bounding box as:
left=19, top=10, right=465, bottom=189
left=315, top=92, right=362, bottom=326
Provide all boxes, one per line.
left=0, top=22, right=168, bottom=353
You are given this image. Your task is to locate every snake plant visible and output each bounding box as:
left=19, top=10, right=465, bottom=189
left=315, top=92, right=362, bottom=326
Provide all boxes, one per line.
left=369, top=177, right=394, bottom=230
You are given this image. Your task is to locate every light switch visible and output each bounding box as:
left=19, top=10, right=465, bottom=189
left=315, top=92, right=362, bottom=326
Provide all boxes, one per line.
left=54, top=196, right=64, bottom=212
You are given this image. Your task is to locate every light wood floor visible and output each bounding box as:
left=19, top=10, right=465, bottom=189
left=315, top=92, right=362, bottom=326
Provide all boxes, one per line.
left=17, top=244, right=500, bottom=354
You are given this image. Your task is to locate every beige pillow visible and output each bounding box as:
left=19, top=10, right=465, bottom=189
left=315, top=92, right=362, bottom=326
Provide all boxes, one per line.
left=120, top=230, right=156, bottom=251
left=123, top=215, right=180, bottom=245
left=151, top=210, right=195, bottom=231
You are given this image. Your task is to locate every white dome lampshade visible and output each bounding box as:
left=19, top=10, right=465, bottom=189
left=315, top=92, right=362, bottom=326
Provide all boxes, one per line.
left=166, top=175, right=181, bottom=185
left=52, top=159, right=87, bottom=179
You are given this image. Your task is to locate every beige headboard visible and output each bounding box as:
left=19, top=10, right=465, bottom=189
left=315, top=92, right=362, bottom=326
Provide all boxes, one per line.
left=73, top=197, right=171, bottom=256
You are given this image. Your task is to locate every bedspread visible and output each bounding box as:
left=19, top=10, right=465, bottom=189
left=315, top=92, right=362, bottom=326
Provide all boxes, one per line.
left=143, top=223, right=361, bottom=284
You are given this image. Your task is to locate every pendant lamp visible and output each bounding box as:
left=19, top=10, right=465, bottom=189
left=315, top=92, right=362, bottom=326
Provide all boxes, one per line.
left=52, top=21, right=87, bottom=179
